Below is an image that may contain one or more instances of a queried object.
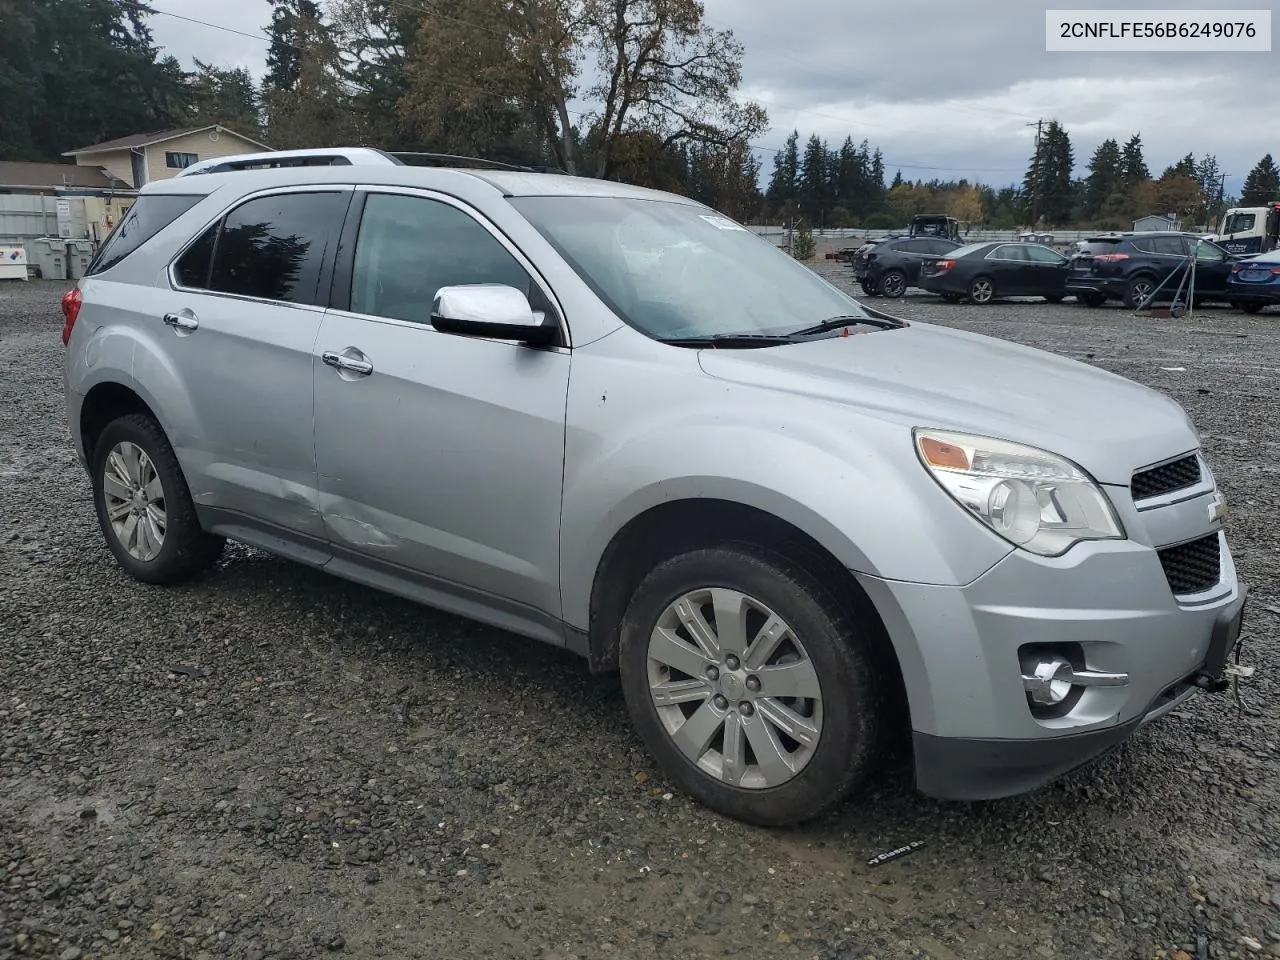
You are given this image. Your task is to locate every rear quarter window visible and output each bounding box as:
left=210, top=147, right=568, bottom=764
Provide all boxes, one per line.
left=86, top=194, right=206, bottom=275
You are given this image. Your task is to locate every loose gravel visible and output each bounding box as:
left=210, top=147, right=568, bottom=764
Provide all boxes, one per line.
left=2, top=274, right=1278, bottom=960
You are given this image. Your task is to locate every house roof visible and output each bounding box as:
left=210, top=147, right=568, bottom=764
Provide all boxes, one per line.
left=0, top=161, right=133, bottom=191
left=63, top=125, right=272, bottom=157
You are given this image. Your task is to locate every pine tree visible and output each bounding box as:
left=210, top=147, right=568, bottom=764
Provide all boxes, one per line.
left=1120, top=134, right=1149, bottom=188
left=1240, top=154, right=1280, bottom=205
left=1082, top=139, right=1121, bottom=220
left=1022, top=120, right=1074, bottom=224
left=767, top=131, right=800, bottom=216
left=798, top=134, right=828, bottom=224
left=264, top=0, right=321, bottom=94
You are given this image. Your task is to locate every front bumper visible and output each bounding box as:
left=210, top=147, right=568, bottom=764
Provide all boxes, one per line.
left=911, top=592, right=1246, bottom=799
left=854, top=479, right=1246, bottom=800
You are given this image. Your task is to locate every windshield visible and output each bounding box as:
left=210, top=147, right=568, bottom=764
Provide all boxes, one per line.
left=509, top=196, right=871, bottom=340
left=1222, top=213, right=1256, bottom=235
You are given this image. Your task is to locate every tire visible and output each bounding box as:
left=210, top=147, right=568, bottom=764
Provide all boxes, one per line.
left=1044, top=295, right=1064, bottom=303
left=617, top=546, right=884, bottom=827
left=1123, top=275, right=1156, bottom=310
left=1080, top=292, right=1107, bottom=308
left=877, top=270, right=907, bottom=299
left=859, top=279, right=877, bottom=297
left=91, top=413, right=225, bottom=584
left=1234, top=300, right=1264, bottom=314
left=968, top=276, right=995, bottom=304
left=940, top=293, right=961, bottom=303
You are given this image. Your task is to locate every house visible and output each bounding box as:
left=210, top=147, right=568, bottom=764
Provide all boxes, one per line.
left=62, top=125, right=272, bottom=189
left=0, top=161, right=136, bottom=245
left=0, top=161, right=132, bottom=196
left=1133, top=213, right=1181, bottom=232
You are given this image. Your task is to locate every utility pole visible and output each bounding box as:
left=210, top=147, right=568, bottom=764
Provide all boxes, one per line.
left=1215, top=173, right=1229, bottom=231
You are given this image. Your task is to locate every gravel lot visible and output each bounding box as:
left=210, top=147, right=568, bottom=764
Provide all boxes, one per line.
left=2, top=272, right=1278, bottom=960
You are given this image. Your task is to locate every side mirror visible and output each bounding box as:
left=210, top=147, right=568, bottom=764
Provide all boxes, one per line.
left=430, top=284, right=558, bottom=345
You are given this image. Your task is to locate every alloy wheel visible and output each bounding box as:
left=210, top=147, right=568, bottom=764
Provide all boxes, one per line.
left=102, top=441, right=167, bottom=562
left=970, top=278, right=994, bottom=303
left=646, top=587, right=823, bottom=789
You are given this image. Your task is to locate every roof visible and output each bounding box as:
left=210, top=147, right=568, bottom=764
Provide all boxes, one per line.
left=0, top=161, right=133, bottom=191
left=63, top=125, right=272, bottom=157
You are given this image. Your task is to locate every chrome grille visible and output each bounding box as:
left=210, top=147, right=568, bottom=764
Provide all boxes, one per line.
left=1132, top=454, right=1201, bottom=501
left=1157, top=534, right=1221, bottom=595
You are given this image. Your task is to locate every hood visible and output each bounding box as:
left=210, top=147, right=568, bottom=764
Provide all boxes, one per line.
left=696, top=321, right=1197, bottom=485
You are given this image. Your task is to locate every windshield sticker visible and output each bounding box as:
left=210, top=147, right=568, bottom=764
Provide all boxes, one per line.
left=699, top=215, right=747, bottom=231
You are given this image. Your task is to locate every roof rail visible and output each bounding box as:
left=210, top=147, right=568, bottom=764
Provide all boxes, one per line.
left=387, top=152, right=570, bottom=175
left=175, top=147, right=403, bottom=177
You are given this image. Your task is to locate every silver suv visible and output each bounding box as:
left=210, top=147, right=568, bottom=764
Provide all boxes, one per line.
left=61, top=148, right=1249, bottom=826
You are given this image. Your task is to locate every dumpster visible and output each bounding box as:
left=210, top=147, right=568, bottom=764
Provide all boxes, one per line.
left=66, top=238, right=96, bottom=280
left=0, top=246, right=28, bottom=281
left=26, top=237, right=67, bottom=281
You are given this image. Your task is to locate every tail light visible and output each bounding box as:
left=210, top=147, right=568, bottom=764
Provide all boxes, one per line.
left=935, top=259, right=955, bottom=271
left=60, top=286, right=82, bottom=346
left=1094, top=253, right=1130, bottom=263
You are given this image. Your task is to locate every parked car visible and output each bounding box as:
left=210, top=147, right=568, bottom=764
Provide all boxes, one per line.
left=917, top=240, right=1071, bottom=304
left=851, top=235, right=962, bottom=297
left=1226, top=249, right=1280, bottom=313
left=61, top=147, right=1248, bottom=828
left=1065, top=232, right=1238, bottom=308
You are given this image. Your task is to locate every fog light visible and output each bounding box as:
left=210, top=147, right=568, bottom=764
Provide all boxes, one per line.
left=1022, top=655, right=1130, bottom=707
left=1024, top=656, right=1074, bottom=705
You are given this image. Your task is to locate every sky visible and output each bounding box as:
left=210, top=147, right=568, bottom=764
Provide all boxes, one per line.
left=145, top=0, right=1277, bottom=191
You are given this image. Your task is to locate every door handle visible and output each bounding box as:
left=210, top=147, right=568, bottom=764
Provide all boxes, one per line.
left=322, top=351, right=373, bottom=376
left=163, top=312, right=199, bottom=331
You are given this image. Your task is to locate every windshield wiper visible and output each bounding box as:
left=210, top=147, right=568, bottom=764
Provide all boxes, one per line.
left=789, top=314, right=904, bottom=337
left=657, top=333, right=799, bottom=348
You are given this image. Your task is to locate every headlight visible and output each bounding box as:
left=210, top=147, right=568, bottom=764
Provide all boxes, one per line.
left=914, top=429, right=1124, bottom=557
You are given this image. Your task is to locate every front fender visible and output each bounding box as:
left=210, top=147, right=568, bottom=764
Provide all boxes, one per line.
left=560, top=404, right=1013, bottom=632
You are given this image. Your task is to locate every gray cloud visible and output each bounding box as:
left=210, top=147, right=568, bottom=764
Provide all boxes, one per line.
left=147, top=0, right=1277, bottom=188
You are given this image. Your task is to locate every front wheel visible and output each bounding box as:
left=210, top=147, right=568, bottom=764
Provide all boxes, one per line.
left=91, top=414, right=225, bottom=584
left=618, top=546, right=884, bottom=827
left=1234, top=300, right=1265, bottom=314
left=1044, top=294, right=1064, bottom=303
left=1079, top=292, right=1107, bottom=307
left=859, top=279, right=877, bottom=297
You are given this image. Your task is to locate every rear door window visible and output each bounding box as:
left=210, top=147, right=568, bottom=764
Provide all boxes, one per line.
left=207, top=191, right=350, bottom=306
left=1150, top=236, right=1189, bottom=256
left=988, top=244, right=1027, bottom=260
left=86, top=193, right=205, bottom=275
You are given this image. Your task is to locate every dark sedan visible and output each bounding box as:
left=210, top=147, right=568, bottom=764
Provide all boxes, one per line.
left=1227, top=249, right=1280, bottom=313
left=917, top=241, right=1070, bottom=304
left=851, top=236, right=961, bottom=298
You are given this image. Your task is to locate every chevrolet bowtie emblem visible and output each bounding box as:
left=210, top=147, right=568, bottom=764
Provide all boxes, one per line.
left=1208, top=495, right=1227, bottom=522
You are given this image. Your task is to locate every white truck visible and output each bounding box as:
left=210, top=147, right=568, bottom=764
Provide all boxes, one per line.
left=1215, top=201, right=1280, bottom=255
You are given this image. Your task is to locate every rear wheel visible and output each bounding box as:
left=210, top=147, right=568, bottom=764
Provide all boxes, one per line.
left=618, top=546, right=884, bottom=827
left=968, top=276, right=995, bottom=304
left=859, top=279, right=877, bottom=297
left=1044, top=294, right=1064, bottom=303
left=91, top=414, right=224, bottom=584
left=1079, top=292, right=1107, bottom=307
left=1234, top=300, right=1265, bottom=314
left=878, top=270, right=907, bottom=299
left=1123, top=275, right=1156, bottom=309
